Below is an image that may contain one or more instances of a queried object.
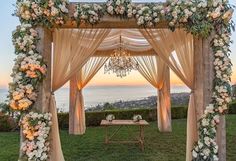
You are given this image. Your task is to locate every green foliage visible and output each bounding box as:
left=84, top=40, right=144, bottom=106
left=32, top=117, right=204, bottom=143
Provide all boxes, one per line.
left=58, top=106, right=188, bottom=129
left=102, top=102, right=115, bottom=111
left=57, top=104, right=236, bottom=130
left=0, top=103, right=10, bottom=114
left=0, top=115, right=17, bottom=132
left=228, top=101, right=236, bottom=114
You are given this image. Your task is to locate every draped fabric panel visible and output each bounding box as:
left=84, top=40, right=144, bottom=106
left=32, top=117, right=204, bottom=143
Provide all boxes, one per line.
left=48, top=29, right=110, bottom=160
left=70, top=57, right=108, bottom=135
left=133, top=56, right=171, bottom=132
left=49, top=95, right=64, bottom=161
left=97, top=29, right=153, bottom=53
left=52, top=29, right=111, bottom=91
left=140, top=29, right=196, bottom=161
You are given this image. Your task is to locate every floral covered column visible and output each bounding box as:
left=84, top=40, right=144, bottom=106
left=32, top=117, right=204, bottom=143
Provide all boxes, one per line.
left=33, top=27, right=52, bottom=113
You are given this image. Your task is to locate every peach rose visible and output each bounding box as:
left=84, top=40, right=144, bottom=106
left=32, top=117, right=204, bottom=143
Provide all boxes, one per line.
left=222, top=9, right=233, bottom=22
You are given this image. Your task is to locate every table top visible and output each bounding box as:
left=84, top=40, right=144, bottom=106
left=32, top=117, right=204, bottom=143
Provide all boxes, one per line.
left=100, top=120, right=149, bottom=126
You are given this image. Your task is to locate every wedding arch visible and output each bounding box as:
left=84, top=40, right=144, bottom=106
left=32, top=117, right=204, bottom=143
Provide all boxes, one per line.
left=8, top=0, right=234, bottom=161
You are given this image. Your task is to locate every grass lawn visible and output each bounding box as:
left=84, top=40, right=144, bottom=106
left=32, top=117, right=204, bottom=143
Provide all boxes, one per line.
left=0, top=115, right=235, bottom=161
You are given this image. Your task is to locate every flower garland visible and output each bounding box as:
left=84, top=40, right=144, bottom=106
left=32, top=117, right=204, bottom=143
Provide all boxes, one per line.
left=106, top=0, right=133, bottom=18
left=134, top=4, right=165, bottom=27
left=9, top=24, right=46, bottom=111
left=74, top=4, right=104, bottom=25
left=9, top=1, right=69, bottom=160
left=15, top=0, right=69, bottom=27
left=9, top=0, right=69, bottom=112
left=20, top=112, right=52, bottom=161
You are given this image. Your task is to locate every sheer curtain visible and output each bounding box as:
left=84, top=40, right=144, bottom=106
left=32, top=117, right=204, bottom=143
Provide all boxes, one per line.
left=133, top=56, right=171, bottom=132
left=53, top=29, right=111, bottom=91
left=69, top=57, right=108, bottom=135
left=140, top=29, right=195, bottom=161
left=49, top=29, right=110, bottom=161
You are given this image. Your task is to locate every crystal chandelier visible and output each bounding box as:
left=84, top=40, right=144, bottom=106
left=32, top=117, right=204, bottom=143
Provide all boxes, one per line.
left=104, top=35, right=139, bottom=78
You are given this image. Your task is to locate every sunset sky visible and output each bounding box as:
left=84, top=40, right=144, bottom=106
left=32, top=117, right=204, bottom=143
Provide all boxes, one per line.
left=0, top=0, right=235, bottom=89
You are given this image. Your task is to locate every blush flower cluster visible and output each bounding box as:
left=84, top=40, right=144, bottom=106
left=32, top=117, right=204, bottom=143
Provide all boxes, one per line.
left=21, top=112, right=52, bottom=161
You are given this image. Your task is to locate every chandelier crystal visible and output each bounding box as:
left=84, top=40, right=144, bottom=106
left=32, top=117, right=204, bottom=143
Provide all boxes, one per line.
left=104, top=35, right=139, bottom=78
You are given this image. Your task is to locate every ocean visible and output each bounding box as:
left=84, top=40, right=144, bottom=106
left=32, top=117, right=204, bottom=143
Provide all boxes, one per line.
left=0, top=85, right=189, bottom=112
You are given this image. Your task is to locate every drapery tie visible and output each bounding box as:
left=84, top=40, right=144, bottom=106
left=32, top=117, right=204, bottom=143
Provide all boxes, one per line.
left=157, top=86, right=172, bottom=132
left=73, top=88, right=86, bottom=135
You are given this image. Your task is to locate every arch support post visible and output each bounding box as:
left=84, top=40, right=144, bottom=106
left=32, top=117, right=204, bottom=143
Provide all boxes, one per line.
left=193, top=35, right=226, bottom=161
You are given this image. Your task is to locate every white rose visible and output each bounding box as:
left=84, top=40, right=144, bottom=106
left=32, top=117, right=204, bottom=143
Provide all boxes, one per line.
left=107, top=6, right=114, bottom=14
left=192, top=150, right=198, bottom=158
left=116, top=0, right=121, bottom=5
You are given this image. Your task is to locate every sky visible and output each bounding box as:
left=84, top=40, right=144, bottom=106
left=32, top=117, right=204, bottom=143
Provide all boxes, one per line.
left=0, top=0, right=235, bottom=88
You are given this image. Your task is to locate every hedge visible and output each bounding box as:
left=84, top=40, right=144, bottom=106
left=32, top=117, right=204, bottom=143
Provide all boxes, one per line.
left=58, top=106, right=188, bottom=129
left=0, top=114, right=17, bottom=132
left=229, top=101, right=236, bottom=114
left=58, top=102, right=236, bottom=129
left=0, top=101, right=235, bottom=131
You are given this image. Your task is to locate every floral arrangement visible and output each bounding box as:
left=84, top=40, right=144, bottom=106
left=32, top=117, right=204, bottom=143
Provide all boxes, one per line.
left=9, top=24, right=46, bottom=111
left=106, top=0, right=133, bottom=18
left=74, top=4, right=104, bottom=25
left=166, top=0, right=234, bottom=37
left=106, top=114, right=115, bottom=122
left=20, top=112, right=52, bottom=161
left=134, top=4, right=165, bottom=27
left=8, top=1, right=69, bottom=159
left=15, top=0, right=69, bottom=27
left=132, top=115, right=142, bottom=122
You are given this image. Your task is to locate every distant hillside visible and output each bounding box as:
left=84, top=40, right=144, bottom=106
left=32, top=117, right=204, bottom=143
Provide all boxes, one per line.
left=87, top=92, right=190, bottom=111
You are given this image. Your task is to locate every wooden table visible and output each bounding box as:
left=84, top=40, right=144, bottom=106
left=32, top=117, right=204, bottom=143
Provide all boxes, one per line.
left=100, top=120, right=149, bottom=151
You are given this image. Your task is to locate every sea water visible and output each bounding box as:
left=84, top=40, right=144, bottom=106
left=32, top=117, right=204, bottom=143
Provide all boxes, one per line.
left=0, top=85, right=189, bottom=112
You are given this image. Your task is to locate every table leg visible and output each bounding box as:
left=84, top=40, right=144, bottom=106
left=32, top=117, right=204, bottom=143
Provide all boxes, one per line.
left=105, top=126, right=109, bottom=144
left=139, top=125, right=144, bottom=151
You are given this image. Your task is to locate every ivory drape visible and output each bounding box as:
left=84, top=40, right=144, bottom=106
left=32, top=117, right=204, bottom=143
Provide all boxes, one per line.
left=52, top=28, right=111, bottom=91
left=70, top=57, right=108, bottom=135
left=133, top=56, right=171, bottom=132
left=48, top=29, right=110, bottom=161
left=140, top=29, right=195, bottom=161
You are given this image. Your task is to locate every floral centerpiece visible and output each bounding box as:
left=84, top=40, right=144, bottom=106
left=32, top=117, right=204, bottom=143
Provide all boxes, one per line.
left=20, top=112, right=52, bottom=161
left=106, top=0, right=133, bottom=18
left=106, top=114, right=115, bottom=122
left=132, top=115, right=142, bottom=122
left=74, top=4, right=104, bottom=25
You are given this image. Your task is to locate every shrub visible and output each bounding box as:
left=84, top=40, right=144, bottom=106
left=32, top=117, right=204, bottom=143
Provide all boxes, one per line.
left=58, top=112, right=69, bottom=130
left=57, top=106, right=188, bottom=129
left=171, top=106, right=188, bottom=119
left=0, top=114, right=17, bottom=132
left=228, top=101, right=236, bottom=114
left=56, top=102, right=236, bottom=130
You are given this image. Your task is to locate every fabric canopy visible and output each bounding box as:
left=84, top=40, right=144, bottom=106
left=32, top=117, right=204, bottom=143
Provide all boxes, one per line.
left=70, top=57, right=108, bottom=135
left=95, top=29, right=155, bottom=56
left=140, top=28, right=195, bottom=161
left=133, top=56, right=171, bottom=132
left=49, top=27, right=196, bottom=161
